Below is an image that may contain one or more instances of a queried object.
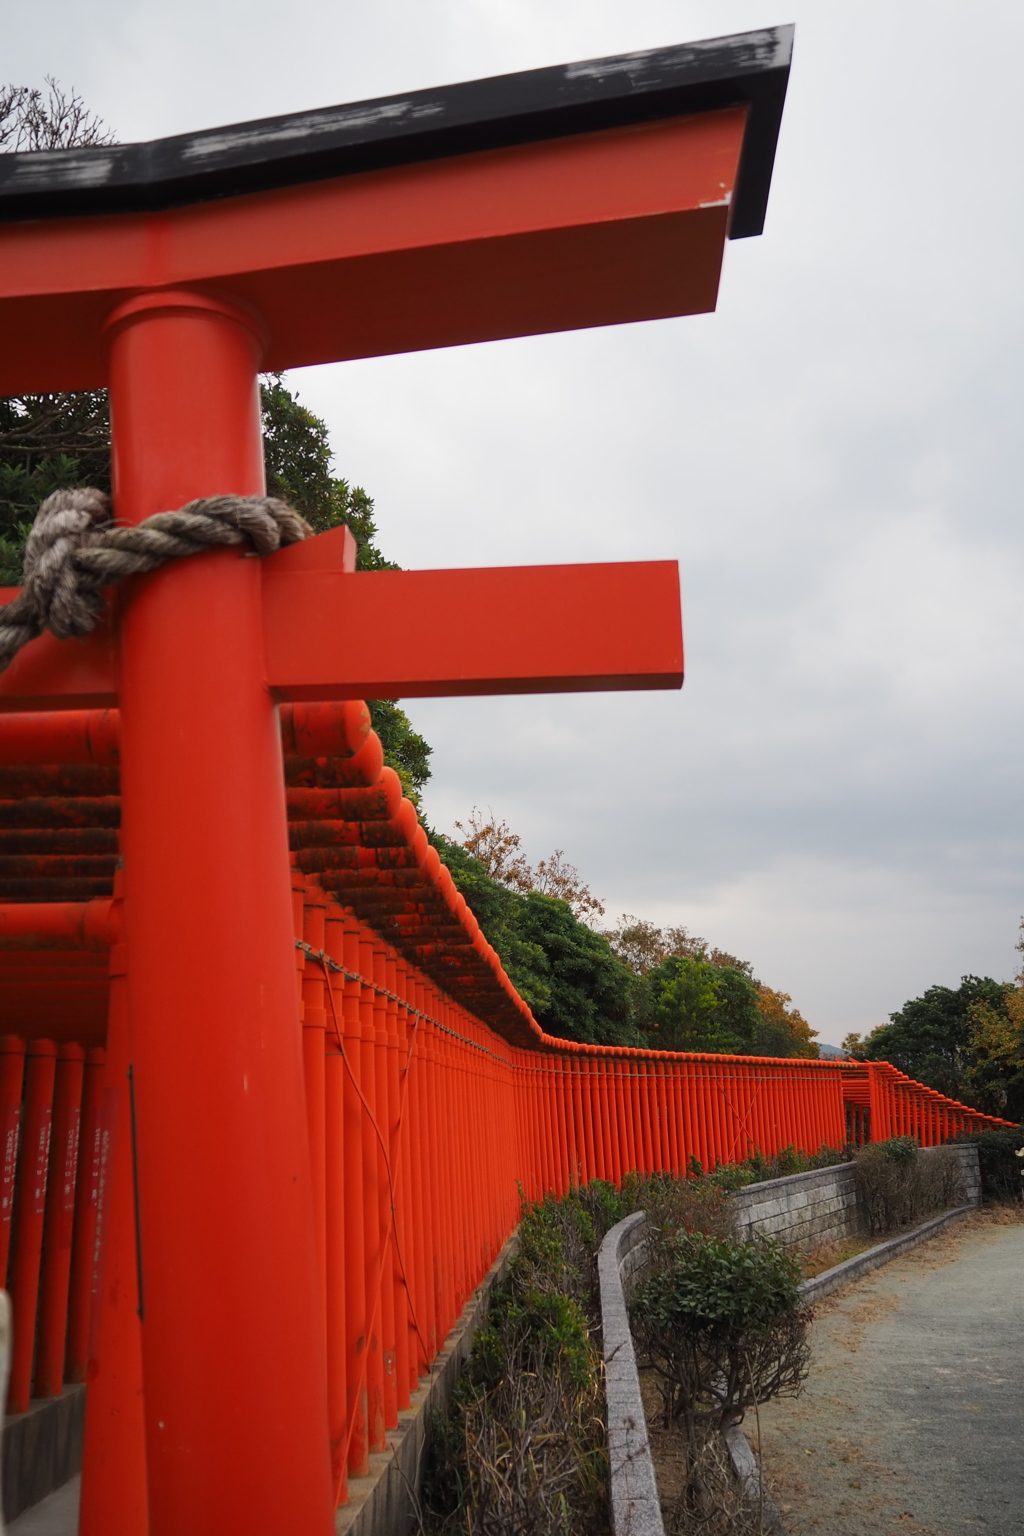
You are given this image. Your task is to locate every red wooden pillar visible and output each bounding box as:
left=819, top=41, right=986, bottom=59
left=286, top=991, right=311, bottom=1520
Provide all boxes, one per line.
left=107, top=289, right=332, bottom=1535
left=0, top=1035, right=26, bottom=1287
left=338, top=915, right=369, bottom=1479
left=302, top=888, right=329, bottom=1336
left=65, top=1046, right=106, bottom=1383
left=408, top=974, right=435, bottom=1367
left=321, top=907, right=348, bottom=1507
left=8, top=1038, right=57, bottom=1413
left=383, top=949, right=411, bottom=1412
left=356, top=929, right=385, bottom=1451
left=79, top=915, right=148, bottom=1536
left=35, top=1042, right=85, bottom=1397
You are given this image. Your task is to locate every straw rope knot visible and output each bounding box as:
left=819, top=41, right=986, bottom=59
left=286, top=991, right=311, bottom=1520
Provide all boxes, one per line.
left=0, top=487, right=312, bottom=674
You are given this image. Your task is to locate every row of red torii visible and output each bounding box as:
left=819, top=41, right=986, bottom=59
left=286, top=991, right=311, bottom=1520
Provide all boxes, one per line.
left=0, top=27, right=938, bottom=1536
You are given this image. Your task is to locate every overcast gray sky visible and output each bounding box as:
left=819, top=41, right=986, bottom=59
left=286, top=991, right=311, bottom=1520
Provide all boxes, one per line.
left=6, top=0, right=1024, bottom=1045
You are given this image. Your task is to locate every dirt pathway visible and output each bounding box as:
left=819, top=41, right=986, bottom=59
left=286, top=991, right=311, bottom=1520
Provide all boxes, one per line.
left=749, top=1209, right=1024, bottom=1536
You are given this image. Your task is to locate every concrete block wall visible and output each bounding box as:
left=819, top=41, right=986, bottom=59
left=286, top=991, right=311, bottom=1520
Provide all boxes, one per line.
left=732, top=1163, right=860, bottom=1250
left=732, top=1145, right=982, bottom=1252
left=920, top=1142, right=982, bottom=1206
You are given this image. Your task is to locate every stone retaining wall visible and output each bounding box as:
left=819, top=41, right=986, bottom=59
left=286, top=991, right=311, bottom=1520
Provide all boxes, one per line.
left=731, top=1144, right=981, bottom=1252
left=732, top=1163, right=860, bottom=1250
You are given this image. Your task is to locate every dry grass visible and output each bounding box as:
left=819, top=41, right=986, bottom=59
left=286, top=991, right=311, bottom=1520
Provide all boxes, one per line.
left=797, top=1235, right=877, bottom=1279
left=639, top=1370, right=769, bottom=1536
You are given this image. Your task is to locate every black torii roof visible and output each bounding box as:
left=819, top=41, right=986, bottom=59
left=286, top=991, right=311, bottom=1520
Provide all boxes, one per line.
left=0, top=25, right=793, bottom=237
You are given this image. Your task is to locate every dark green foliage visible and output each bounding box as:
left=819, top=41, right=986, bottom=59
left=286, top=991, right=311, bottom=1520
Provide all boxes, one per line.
left=430, top=834, right=553, bottom=1013
left=0, top=374, right=432, bottom=796
left=850, top=976, right=1008, bottom=1104
left=423, top=1191, right=607, bottom=1536
left=647, top=955, right=782, bottom=1055
left=0, top=390, right=111, bottom=582
left=517, top=892, right=643, bottom=1046
left=259, top=375, right=395, bottom=571
left=688, top=1142, right=850, bottom=1189
left=424, top=1175, right=737, bottom=1535
left=950, top=1127, right=1024, bottom=1202
left=366, top=699, right=432, bottom=803
left=431, top=833, right=643, bottom=1045
left=631, top=1231, right=809, bottom=1434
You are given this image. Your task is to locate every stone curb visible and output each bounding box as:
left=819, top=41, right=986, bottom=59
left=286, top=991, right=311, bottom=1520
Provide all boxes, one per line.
left=723, top=1202, right=976, bottom=1532
left=797, top=1204, right=973, bottom=1306
left=723, top=1422, right=787, bottom=1535
left=601, top=1202, right=975, bottom=1536
left=598, top=1213, right=664, bottom=1536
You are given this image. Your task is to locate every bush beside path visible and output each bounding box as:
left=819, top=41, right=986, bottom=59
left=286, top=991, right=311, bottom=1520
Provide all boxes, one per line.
left=749, top=1208, right=1024, bottom=1536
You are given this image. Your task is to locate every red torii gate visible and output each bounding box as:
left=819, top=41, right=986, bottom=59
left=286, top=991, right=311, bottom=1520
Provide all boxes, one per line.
left=0, top=27, right=792, bottom=1536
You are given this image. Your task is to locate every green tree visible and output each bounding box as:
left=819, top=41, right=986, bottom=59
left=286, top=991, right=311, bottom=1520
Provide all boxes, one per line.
left=516, top=892, right=642, bottom=1046
left=647, top=955, right=765, bottom=1054
left=259, top=376, right=431, bottom=799
left=431, top=832, right=642, bottom=1045
left=849, top=975, right=1012, bottom=1112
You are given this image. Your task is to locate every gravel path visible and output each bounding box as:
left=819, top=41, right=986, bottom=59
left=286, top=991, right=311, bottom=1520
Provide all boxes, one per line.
left=749, top=1209, right=1024, bottom=1536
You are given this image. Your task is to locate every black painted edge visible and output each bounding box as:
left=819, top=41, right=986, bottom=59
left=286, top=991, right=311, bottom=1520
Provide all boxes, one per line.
left=0, top=25, right=793, bottom=239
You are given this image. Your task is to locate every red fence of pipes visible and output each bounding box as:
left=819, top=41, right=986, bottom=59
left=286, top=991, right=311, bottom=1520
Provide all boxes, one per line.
left=0, top=875, right=1011, bottom=1502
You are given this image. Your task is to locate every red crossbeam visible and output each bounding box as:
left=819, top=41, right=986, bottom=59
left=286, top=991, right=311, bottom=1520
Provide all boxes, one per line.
left=0, top=110, right=745, bottom=393
left=0, top=554, right=683, bottom=709
left=263, top=559, right=683, bottom=699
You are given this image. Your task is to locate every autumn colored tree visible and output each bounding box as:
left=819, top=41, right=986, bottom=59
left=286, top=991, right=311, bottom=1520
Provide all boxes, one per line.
left=606, top=915, right=818, bottom=1058
left=754, top=985, right=819, bottom=1059
left=453, top=808, right=605, bottom=923
left=434, top=819, right=642, bottom=1046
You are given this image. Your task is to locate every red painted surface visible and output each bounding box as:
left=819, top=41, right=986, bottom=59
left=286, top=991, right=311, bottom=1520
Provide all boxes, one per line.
left=0, top=553, right=682, bottom=710
left=0, top=110, right=746, bottom=393
left=107, top=290, right=334, bottom=1536
left=263, top=560, right=683, bottom=699
left=7, top=1039, right=57, bottom=1412
left=34, top=1042, right=84, bottom=1397
left=0, top=72, right=1001, bottom=1533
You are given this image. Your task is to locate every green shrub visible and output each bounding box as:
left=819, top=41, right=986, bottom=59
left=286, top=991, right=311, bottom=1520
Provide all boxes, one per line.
left=630, top=1231, right=809, bottom=1435
left=950, top=1127, right=1024, bottom=1202
left=854, top=1138, right=964, bottom=1235
left=693, top=1143, right=851, bottom=1190
left=423, top=1173, right=739, bottom=1534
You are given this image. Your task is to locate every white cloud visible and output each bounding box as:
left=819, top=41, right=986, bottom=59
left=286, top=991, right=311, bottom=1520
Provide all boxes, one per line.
left=5, top=0, right=1024, bottom=1037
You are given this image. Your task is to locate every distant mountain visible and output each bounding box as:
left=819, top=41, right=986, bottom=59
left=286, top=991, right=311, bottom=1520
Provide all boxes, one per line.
left=817, top=1042, right=848, bottom=1060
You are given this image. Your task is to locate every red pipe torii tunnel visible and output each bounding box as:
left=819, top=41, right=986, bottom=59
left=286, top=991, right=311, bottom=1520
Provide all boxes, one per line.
left=6, top=26, right=998, bottom=1536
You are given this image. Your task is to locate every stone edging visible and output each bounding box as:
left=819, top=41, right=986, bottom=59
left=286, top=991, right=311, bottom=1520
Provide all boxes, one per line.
left=798, top=1204, right=973, bottom=1304
left=599, top=1203, right=975, bottom=1536
left=598, top=1212, right=664, bottom=1536
left=723, top=1203, right=976, bottom=1531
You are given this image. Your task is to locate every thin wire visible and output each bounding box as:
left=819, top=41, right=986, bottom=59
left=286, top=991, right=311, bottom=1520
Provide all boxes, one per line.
left=313, top=949, right=430, bottom=1505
